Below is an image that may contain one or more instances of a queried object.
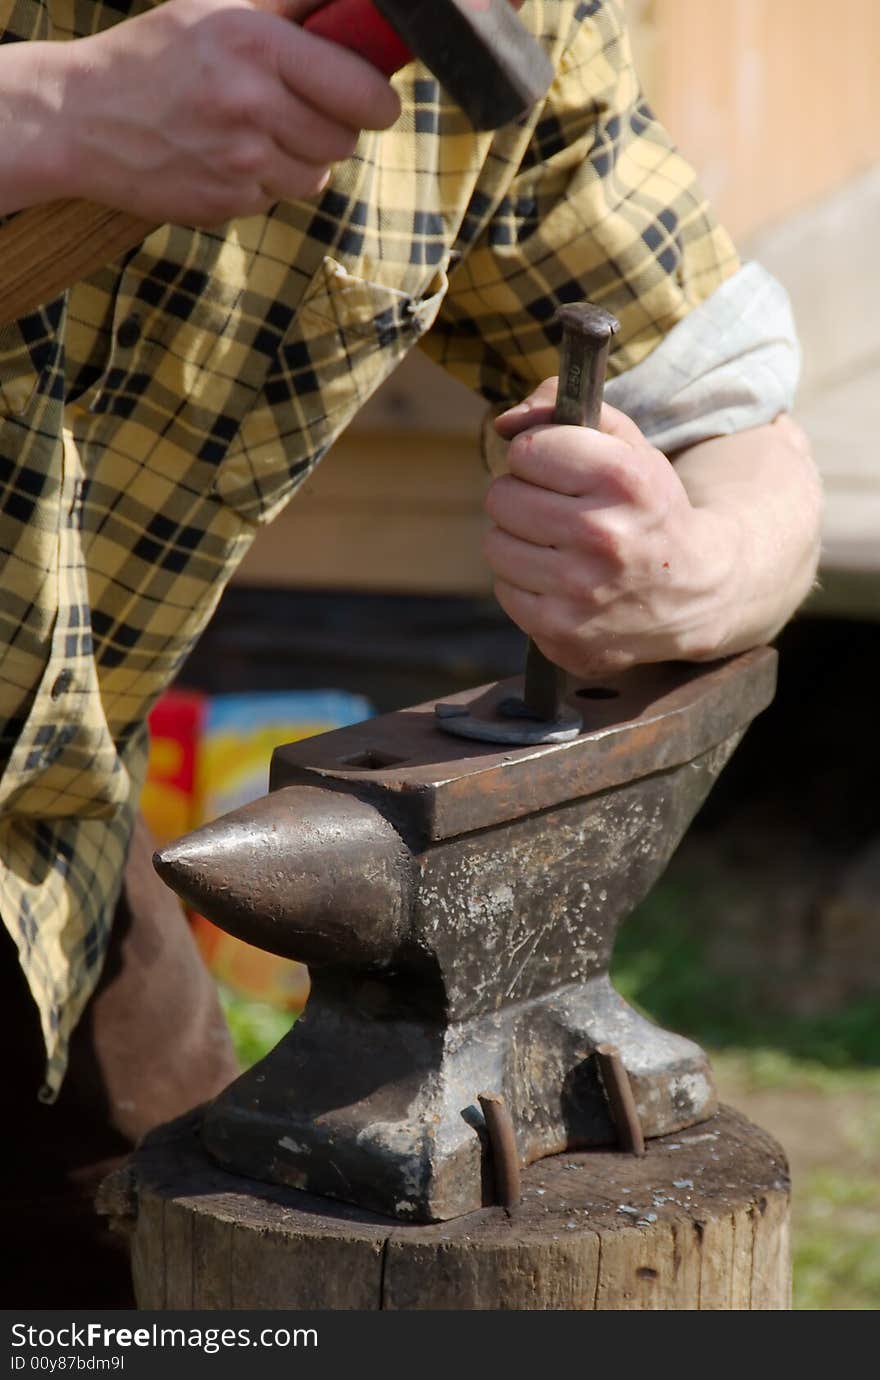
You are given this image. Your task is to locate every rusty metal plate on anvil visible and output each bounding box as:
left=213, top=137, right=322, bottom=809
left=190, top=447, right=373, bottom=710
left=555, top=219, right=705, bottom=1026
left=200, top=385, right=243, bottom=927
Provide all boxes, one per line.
left=270, top=648, right=777, bottom=844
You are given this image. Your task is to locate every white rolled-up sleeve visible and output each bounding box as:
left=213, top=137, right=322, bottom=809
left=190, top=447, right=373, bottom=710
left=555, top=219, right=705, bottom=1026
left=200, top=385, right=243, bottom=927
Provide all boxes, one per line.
left=605, top=262, right=800, bottom=454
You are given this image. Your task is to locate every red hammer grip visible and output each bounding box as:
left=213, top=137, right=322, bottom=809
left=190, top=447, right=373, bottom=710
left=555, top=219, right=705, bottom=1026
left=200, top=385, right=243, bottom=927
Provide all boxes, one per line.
left=304, top=0, right=412, bottom=77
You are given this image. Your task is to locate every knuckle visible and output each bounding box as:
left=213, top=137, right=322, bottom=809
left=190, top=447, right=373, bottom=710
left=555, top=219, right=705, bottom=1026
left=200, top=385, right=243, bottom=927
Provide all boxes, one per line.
left=571, top=512, right=627, bottom=570
left=602, top=466, right=636, bottom=503
left=593, top=523, right=627, bottom=569
left=213, top=79, right=261, bottom=128
left=215, top=11, right=273, bottom=65
left=559, top=561, right=598, bottom=606
left=223, top=136, right=268, bottom=179
left=507, top=432, right=539, bottom=476
left=609, top=455, right=653, bottom=504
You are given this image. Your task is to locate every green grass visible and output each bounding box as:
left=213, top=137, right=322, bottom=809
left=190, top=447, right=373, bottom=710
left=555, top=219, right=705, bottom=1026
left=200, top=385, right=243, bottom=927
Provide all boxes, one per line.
left=794, top=1168, right=880, bottom=1310
left=613, top=876, right=880, bottom=1070
left=614, top=878, right=880, bottom=1311
left=218, top=984, right=295, bottom=1071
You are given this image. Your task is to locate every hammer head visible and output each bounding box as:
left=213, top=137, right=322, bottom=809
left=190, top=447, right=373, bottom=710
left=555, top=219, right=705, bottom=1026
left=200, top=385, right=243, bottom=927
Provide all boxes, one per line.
left=375, top=0, right=555, bottom=129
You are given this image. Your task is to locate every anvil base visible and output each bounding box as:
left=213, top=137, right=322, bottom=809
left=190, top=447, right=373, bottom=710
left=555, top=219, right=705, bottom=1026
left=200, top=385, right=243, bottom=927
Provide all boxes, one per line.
left=202, top=975, right=714, bottom=1222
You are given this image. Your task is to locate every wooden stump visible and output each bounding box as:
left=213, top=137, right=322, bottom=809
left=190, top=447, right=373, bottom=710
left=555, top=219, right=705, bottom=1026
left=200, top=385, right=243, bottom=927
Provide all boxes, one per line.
left=105, top=1105, right=791, bottom=1310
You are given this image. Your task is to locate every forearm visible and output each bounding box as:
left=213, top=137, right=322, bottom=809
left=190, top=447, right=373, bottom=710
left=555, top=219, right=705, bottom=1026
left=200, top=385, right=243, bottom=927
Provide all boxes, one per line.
left=0, top=42, right=71, bottom=215
left=674, top=414, right=823, bottom=657
left=0, top=1, right=399, bottom=227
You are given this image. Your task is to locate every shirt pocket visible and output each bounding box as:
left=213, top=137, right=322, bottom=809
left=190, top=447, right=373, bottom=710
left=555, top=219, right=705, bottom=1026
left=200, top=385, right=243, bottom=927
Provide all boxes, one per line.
left=211, top=256, right=449, bottom=525
left=0, top=314, right=61, bottom=427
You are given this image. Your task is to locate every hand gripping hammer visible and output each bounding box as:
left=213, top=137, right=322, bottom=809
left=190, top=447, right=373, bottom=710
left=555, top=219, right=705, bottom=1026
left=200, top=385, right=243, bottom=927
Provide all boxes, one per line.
left=0, top=0, right=553, bottom=325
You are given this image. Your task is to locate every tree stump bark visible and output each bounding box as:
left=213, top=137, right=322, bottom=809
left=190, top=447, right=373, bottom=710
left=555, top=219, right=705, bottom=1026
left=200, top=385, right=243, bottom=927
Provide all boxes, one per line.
left=108, top=1105, right=791, bottom=1310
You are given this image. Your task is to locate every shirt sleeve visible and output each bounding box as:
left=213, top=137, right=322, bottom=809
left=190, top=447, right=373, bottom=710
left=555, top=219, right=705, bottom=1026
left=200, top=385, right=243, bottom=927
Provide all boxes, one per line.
left=604, top=260, right=800, bottom=452
left=421, top=0, right=742, bottom=406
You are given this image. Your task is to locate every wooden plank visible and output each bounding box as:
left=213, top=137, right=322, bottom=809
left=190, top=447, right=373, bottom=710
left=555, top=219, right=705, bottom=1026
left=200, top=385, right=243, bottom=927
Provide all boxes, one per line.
left=0, top=199, right=155, bottom=327
left=353, top=350, right=486, bottom=437
left=283, top=433, right=486, bottom=506
left=233, top=433, right=492, bottom=594
left=236, top=507, right=491, bottom=593
left=631, top=0, right=880, bottom=240
left=746, top=167, right=880, bottom=400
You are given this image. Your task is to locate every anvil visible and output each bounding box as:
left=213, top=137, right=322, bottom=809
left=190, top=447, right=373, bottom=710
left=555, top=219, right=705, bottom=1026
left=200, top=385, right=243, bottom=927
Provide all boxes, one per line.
left=155, top=648, right=776, bottom=1222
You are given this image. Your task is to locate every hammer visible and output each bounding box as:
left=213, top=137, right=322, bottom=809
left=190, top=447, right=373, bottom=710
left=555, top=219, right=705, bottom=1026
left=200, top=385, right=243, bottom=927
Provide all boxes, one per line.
left=0, top=0, right=553, bottom=325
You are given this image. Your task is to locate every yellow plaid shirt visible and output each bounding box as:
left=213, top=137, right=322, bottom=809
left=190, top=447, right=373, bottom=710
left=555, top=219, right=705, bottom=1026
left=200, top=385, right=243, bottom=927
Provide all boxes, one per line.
left=0, top=0, right=738, bottom=1094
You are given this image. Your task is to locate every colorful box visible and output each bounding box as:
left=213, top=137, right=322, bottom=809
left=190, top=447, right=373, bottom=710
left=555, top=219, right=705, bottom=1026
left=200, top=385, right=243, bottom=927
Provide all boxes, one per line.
left=144, top=687, right=372, bottom=1014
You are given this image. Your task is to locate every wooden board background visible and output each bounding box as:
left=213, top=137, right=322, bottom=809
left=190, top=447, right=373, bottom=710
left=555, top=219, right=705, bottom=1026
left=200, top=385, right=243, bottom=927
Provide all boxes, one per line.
left=628, top=0, right=880, bottom=241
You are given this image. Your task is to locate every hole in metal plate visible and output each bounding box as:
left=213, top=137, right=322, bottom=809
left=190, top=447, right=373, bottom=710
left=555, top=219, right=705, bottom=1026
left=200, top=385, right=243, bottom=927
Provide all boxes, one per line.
left=341, top=750, right=409, bottom=770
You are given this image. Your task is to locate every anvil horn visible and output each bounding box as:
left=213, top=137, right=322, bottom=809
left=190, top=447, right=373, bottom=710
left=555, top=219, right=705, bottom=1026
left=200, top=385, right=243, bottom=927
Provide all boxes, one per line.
left=153, top=784, right=413, bottom=968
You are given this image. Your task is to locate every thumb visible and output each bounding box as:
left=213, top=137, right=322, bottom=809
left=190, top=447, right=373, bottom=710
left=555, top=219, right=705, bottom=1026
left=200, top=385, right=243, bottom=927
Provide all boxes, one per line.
left=493, top=378, right=559, bottom=438
left=494, top=387, right=648, bottom=448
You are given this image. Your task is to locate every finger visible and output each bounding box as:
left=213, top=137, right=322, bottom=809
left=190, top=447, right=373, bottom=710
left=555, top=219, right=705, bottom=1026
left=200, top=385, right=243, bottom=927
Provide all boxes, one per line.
left=276, top=24, right=402, bottom=130
left=256, top=147, right=334, bottom=201
left=492, top=576, right=545, bottom=635
left=267, top=92, right=361, bottom=165
left=492, top=580, right=628, bottom=678
left=506, top=423, right=639, bottom=498
left=483, top=526, right=566, bottom=596
left=494, top=378, right=559, bottom=438
left=485, top=474, right=583, bottom=547
left=497, top=387, right=652, bottom=446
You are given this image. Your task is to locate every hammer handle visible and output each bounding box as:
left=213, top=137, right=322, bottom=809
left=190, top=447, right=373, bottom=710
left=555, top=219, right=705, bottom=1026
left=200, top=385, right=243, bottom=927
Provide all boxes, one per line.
left=0, top=201, right=156, bottom=326
left=0, top=0, right=410, bottom=327
left=305, top=0, right=411, bottom=75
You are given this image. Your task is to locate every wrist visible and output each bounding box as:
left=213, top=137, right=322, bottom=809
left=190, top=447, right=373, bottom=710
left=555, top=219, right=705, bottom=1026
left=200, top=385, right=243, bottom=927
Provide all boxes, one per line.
left=674, top=503, right=744, bottom=661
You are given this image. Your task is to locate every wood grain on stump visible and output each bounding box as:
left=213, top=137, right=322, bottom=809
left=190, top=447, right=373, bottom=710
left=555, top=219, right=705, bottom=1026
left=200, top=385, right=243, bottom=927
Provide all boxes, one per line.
left=108, top=1105, right=790, bottom=1310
